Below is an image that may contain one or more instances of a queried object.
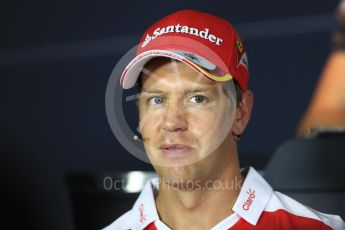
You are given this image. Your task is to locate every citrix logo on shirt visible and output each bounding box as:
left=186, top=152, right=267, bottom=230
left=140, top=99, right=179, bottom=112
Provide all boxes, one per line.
left=141, top=24, right=224, bottom=48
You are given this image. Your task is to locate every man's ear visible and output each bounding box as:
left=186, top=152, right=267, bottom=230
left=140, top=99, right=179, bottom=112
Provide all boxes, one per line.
left=232, top=90, right=254, bottom=135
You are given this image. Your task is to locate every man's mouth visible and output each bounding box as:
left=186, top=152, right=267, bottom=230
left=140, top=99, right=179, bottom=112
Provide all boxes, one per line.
left=159, top=144, right=193, bottom=157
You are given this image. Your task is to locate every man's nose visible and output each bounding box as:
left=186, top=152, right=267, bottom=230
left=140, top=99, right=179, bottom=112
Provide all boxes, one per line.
left=162, top=103, right=188, bottom=132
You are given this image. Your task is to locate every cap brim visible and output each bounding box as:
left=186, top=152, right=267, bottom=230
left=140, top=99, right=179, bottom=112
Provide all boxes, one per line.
left=120, top=50, right=233, bottom=89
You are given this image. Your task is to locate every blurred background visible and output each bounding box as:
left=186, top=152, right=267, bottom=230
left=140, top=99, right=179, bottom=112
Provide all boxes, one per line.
left=1, top=0, right=342, bottom=229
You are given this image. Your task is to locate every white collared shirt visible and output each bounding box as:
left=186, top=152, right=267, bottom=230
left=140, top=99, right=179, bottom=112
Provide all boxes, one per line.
left=103, top=167, right=344, bottom=230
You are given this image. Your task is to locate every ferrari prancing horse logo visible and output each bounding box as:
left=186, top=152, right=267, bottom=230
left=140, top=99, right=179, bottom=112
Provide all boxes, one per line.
left=236, top=40, right=243, bottom=53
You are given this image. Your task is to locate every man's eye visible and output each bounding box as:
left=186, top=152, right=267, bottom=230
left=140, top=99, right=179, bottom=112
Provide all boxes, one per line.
left=148, top=96, right=164, bottom=105
left=190, top=95, right=206, bottom=104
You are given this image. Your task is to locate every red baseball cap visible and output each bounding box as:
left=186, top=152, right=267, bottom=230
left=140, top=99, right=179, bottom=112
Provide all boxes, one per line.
left=120, top=9, right=249, bottom=91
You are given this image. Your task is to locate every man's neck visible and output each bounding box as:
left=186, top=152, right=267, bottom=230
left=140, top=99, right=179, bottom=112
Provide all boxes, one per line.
left=155, top=163, right=243, bottom=230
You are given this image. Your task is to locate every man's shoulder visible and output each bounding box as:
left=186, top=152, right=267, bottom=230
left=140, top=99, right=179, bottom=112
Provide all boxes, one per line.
left=102, top=210, right=132, bottom=230
left=261, top=191, right=344, bottom=230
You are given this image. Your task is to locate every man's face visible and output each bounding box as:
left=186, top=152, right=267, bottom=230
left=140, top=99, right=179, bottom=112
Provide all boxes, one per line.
left=138, top=58, right=237, bottom=185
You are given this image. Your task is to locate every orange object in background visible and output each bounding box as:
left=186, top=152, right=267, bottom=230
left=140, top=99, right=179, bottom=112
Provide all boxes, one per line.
left=297, top=51, right=345, bottom=137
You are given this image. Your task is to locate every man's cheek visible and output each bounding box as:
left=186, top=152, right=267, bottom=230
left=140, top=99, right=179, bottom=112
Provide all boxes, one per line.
left=140, top=113, right=161, bottom=133
left=188, top=112, right=219, bottom=132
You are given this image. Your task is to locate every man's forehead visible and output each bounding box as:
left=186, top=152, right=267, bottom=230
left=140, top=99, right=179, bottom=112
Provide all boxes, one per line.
left=141, top=74, right=218, bottom=93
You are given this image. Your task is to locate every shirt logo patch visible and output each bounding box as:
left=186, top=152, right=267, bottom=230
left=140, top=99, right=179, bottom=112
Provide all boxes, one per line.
left=139, top=204, right=147, bottom=223
left=242, top=188, right=255, bottom=211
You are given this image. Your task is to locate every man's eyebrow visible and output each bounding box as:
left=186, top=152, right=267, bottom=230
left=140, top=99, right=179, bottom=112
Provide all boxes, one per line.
left=141, top=89, right=164, bottom=94
left=141, top=87, right=213, bottom=94
left=185, top=87, right=212, bottom=94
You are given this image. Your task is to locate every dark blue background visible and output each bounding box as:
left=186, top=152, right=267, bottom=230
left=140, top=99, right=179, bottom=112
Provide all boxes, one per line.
left=0, top=1, right=340, bottom=228
left=1, top=0, right=338, bottom=171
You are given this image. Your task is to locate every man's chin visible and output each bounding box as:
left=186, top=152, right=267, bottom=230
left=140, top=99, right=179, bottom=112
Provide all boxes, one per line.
left=154, top=165, right=205, bottom=189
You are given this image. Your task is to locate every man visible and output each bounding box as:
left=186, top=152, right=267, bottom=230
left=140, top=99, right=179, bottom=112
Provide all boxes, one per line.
left=105, top=9, right=344, bottom=229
